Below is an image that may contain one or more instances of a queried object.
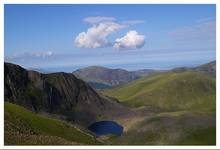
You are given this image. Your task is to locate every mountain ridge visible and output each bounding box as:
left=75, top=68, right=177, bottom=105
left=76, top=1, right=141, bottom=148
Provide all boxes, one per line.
left=4, top=62, right=129, bottom=126
left=104, top=70, right=216, bottom=111
left=73, top=66, right=158, bottom=89
left=73, top=60, right=215, bottom=90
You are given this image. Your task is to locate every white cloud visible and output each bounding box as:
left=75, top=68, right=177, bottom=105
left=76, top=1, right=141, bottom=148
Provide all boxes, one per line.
left=75, top=22, right=125, bottom=48
left=113, top=30, right=145, bottom=50
left=75, top=16, right=146, bottom=49
left=83, top=16, right=116, bottom=24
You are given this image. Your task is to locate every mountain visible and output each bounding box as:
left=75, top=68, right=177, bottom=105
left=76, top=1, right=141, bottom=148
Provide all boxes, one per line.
left=172, top=61, right=216, bottom=78
left=73, top=66, right=159, bottom=89
left=27, top=67, right=51, bottom=74
left=132, top=69, right=161, bottom=77
left=4, top=62, right=129, bottom=126
left=104, top=71, right=216, bottom=111
left=103, top=64, right=216, bottom=145
left=5, top=62, right=216, bottom=145
left=194, top=60, right=216, bottom=77
left=73, top=66, right=139, bottom=88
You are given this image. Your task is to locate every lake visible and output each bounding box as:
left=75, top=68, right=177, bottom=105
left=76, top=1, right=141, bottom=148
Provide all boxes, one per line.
left=88, top=121, right=123, bottom=136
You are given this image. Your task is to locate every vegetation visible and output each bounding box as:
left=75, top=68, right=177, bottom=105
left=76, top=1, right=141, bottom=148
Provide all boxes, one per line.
left=5, top=102, right=101, bottom=145
left=104, top=71, right=216, bottom=111
left=4, top=62, right=216, bottom=145
left=108, top=110, right=216, bottom=145
left=103, top=70, right=216, bottom=145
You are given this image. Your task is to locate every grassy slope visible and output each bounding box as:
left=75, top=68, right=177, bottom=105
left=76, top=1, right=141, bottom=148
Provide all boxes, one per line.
left=104, top=71, right=216, bottom=111
left=104, top=71, right=216, bottom=145
left=108, top=111, right=216, bottom=145
left=5, top=70, right=216, bottom=145
left=5, top=102, right=101, bottom=145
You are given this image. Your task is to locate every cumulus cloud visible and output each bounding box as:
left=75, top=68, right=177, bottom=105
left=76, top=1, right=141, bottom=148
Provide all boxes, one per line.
left=83, top=16, right=116, bottom=24
left=75, top=16, right=146, bottom=49
left=113, top=30, right=145, bottom=50
left=75, top=22, right=125, bottom=48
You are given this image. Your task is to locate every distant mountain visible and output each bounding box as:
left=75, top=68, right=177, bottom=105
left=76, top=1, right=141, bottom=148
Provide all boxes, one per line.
left=172, top=61, right=216, bottom=78
left=132, top=69, right=161, bottom=77
left=194, top=61, right=216, bottom=77
left=87, top=81, right=112, bottom=89
left=73, top=66, right=139, bottom=88
left=4, top=63, right=129, bottom=126
left=27, top=67, right=51, bottom=74
left=73, top=66, right=159, bottom=89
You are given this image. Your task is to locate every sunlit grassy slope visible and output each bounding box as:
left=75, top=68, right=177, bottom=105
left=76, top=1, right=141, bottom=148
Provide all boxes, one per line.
left=104, top=71, right=216, bottom=111
left=103, top=70, right=216, bottom=145
left=5, top=102, right=101, bottom=145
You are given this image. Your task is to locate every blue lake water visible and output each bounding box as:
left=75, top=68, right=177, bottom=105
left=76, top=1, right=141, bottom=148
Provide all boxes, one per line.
left=88, top=121, right=123, bottom=136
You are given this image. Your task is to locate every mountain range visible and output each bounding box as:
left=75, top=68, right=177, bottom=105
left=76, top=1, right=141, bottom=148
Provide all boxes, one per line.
left=73, top=66, right=160, bottom=89
left=4, top=60, right=216, bottom=145
left=73, top=61, right=215, bottom=90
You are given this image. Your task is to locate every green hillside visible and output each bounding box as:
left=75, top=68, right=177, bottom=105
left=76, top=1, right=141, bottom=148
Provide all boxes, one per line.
left=5, top=102, right=101, bottom=145
left=104, top=71, right=216, bottom=111
left=108, top=110, right=216, bottom=145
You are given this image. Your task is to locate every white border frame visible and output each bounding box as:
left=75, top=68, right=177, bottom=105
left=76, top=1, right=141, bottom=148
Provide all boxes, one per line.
left=0, top=0, right=219, bottom=149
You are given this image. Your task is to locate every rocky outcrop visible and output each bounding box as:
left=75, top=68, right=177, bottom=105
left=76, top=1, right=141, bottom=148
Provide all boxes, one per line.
left=4, top=63, right=129, bottom=126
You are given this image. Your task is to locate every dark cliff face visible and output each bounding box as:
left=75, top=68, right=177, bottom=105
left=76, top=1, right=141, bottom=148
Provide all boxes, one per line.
left=4, top=63, right=128, bottom=126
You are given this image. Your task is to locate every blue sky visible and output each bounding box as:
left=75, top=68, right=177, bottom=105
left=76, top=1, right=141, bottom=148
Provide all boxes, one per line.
left=5, top=4, right=216, bottom=72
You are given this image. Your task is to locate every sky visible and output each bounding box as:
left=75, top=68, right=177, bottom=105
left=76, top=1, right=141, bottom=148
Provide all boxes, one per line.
left=4, top=4, right=216, bottom=72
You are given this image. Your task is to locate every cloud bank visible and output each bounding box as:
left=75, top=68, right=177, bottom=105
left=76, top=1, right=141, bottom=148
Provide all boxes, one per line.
left=114, top=31, right=145, bottom=49
left=74, top=16, right=146, bottom=50
left=6, top=51, right=54, bottom=62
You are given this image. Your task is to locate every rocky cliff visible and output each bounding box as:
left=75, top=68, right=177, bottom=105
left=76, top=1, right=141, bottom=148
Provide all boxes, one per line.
left=4, top=63, right=128, bottom=126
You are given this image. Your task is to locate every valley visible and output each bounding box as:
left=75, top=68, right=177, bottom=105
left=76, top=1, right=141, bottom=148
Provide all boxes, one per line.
left=4, top=61, right=216, bottom=145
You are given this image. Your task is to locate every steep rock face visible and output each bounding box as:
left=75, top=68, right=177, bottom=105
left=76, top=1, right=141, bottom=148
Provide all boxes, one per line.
left=4, top=63, right=128, bottom=126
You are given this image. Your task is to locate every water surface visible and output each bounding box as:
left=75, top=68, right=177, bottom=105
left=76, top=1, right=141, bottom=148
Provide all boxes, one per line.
left=88, top=121, right=123, bottom=136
